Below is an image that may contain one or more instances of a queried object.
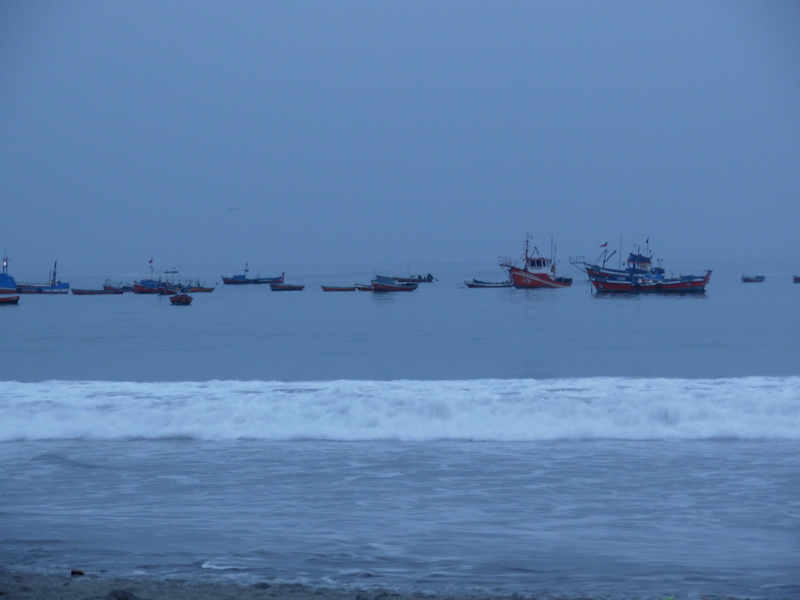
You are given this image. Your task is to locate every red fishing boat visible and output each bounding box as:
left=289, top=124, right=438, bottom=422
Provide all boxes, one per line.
left=103, top=281, right=133, bottom=293
left=573, top=241, right=712, bottom=294
left=182, top=279, right=215, bottom=293
left=169, top=293, right=193, bottom=305
left=500, top=236, right=572, bottom=289
left=0, top=295, right=20, bottom=305
left=590, top=271, right=712, bottom=294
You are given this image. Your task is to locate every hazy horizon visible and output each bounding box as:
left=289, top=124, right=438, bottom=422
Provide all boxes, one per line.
left=2, top=1, right=799, bottom=271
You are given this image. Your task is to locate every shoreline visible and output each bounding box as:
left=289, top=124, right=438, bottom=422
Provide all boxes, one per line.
left=0, top=571, right=485, bottom=600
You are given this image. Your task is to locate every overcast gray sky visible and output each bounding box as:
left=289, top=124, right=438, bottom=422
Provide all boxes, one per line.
left=2, top=1, right=799, bottom=273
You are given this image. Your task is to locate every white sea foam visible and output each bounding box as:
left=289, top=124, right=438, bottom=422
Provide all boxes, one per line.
left=1, top=377, right=798, bottom=442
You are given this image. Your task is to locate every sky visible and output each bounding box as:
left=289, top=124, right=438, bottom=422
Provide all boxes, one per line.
left=1, top=1, right=800, bottom=275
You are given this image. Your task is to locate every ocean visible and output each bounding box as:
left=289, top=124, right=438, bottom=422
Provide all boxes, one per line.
left=1, top=259, right=799, bottom=600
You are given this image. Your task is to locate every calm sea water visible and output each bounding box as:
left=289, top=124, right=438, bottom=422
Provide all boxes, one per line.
left=1, top=260, right=799, bottom=599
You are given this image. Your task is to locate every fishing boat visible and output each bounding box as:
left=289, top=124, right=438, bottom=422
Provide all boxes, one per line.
left=355, top=283, right=374, bottom=292
left=500, top=236, right=572, bottom=288
left=742, top=275, right=765, bottom=283
left=371, top=276, right=419, bottom=292
left=182, top=279, right=215, bottom=293
left=321, top=285, right=357, bottom=292
left=572, top=247, right=666, bottom=280
left=16, top=261, right=70, bottom=294
left=0, top=295, right=19, bottom=305
left=133, top=280, right=162, bottom=294
left=103, top=281, right=134, bottom=293
left=134, top=279, right=181, bottom=294
left=222, top=263, right=284, bottom=284
left=573, top=240, right=712, bottom=294
left=0, top=256, right=17, bottom=294
left=590, top=271, right=712, bottom=294
left=71, top=288, right=124, bottom=295
left=464, top=279, right=513, bottom=288
left=270, top=282, right=305, bottom=291
left=133, top=261, right=182, bottom=294
left=169, top=293, right=193, bottom=305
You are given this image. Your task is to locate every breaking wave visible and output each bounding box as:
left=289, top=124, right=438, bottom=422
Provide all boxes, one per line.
left=1, top=377, right=798, bottom=442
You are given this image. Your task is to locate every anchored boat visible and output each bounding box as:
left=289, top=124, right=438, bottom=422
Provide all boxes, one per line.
left=500, top=236, right=572, bottom=289
left=0, top=256, right=17, bottom=294
left=573, top=242, right=711, bottom=294
left=16, top=261, right=70, bottom=294
left=465, top=279, right=513, bottom=288
left=169, top=293, right=193, bottom=305
left=371, top=276, right=419, bottom=292
left=222, top=263, right=284, bottom=284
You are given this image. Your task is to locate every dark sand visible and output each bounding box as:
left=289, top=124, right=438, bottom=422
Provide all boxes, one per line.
left=0, top=571, right=487, bottom=600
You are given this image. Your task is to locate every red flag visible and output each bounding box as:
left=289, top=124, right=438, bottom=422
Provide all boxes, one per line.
left=599, top=242, right=608, bottom=248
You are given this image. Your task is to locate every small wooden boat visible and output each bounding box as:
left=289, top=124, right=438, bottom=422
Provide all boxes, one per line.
left=0, top=295, right=20, bottom=305
left=321, top=286, right=357, bottom=292
left=465, top=279, right=513, bottom=288
left=71, top=288, right=124, bottom=295
left=169, top=293, right=193, bottom=305
left=270, top=283, right=305, bottom=291
left=371, top=277, right=419, bottom=292
left=742, top=275, right=765, bottom=283
left=385, top=273, right=437, bottom=283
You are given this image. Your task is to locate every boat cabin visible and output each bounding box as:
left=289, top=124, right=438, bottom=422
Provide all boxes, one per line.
left=527, top=256, right=553, bottom=269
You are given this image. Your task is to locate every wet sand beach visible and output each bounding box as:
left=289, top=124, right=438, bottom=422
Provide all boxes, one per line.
left=0, top=571, right=475, bottom=600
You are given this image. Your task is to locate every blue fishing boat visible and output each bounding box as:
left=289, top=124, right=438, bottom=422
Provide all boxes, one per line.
left=0, top=256, right=17, bottom=294
left=222, top=263, right=284, bottom=284
left=16, top=261, right=70, bottom=294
